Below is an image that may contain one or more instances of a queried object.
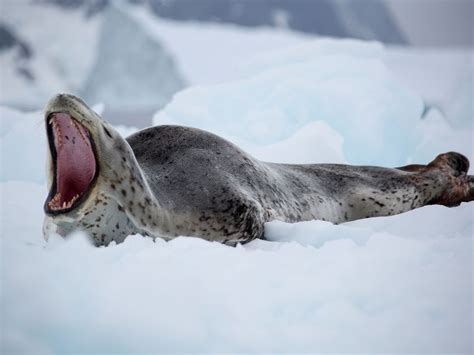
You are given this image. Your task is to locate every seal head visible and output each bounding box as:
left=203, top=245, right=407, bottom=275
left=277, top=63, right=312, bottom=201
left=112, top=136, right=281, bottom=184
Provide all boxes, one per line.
left=43, top=94, right=171, bottom=245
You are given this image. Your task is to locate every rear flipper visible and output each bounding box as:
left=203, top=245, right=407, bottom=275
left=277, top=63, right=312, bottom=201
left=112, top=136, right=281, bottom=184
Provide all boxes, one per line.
left=420, top=152, right=473, bottom=207
left=340, top=152, right=473, bottom=223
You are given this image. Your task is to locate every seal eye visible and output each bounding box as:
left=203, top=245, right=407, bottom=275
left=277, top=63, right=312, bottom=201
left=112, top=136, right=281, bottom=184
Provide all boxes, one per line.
left=103, top=126, right=113, bottom=139
left=45, top=113, right=98, bottom=214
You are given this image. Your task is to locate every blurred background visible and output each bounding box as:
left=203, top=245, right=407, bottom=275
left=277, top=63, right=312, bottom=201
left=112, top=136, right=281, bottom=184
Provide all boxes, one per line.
left=0, top=0, right=472, bottom=126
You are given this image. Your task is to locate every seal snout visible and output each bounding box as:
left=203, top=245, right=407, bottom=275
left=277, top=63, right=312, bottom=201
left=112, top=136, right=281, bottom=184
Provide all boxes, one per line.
left=45, top=93, right=90, bottom=118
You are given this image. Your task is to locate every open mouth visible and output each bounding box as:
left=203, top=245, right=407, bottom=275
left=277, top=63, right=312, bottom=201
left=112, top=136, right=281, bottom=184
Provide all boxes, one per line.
left=44, top=113, right=98, bottom=214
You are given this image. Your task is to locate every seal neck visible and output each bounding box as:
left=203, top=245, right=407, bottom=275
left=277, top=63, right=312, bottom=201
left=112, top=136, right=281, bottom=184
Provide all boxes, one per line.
left=103, top=139, right=173, bottom=240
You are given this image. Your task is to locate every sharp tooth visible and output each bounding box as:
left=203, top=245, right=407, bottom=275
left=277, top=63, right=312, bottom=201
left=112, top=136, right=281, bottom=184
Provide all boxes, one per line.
left=62, top=202, right=66, bottom=208
left=73, top=120, right=89, bottom=144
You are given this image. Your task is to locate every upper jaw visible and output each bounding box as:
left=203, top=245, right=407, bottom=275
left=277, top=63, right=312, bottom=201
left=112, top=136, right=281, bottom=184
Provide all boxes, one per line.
left=45, top=93, right=78, bottom=116
left=44, top=93, right=98, bottom=131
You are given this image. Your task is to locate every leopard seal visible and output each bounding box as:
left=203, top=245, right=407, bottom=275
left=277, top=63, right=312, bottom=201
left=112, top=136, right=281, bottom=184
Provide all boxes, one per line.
left=43, top=93, right=474, bottom=246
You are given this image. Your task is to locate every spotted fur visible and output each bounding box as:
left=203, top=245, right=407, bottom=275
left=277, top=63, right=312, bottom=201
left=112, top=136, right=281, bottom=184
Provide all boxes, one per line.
left=43, top=94, right=474, bottom=246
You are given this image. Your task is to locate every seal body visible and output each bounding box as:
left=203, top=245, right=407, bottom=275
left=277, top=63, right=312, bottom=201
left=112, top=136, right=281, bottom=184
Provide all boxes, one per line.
left=43, top=94, right=474, bottom=246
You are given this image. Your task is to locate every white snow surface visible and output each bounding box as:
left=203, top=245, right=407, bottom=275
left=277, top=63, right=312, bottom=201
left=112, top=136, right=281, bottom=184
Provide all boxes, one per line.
left=1, top=25, right=473, bottom=355
left=1, top=177, right=472, bottom=353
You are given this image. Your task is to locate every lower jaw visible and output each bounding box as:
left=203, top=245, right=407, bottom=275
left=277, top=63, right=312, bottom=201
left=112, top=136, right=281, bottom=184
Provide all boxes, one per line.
left=45, top=194, right=84, bottom=216
left=44, top=171, right=98, bottom=216
left=48, top=192, right=81, bottom=211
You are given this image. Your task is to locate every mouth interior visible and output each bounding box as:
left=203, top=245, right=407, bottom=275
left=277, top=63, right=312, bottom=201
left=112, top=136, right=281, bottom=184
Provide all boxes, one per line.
left=47, top=113, right=96, bottom=211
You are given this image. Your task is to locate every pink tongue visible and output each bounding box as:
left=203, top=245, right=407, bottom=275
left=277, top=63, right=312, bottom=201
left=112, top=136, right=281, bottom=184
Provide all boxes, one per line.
left=52, top=113, right=96, bottom=205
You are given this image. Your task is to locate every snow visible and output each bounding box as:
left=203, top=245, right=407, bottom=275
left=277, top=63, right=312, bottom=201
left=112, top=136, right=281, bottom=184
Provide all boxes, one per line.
left=0, top=107, right=46, bottom=183
left=1, top=178, right=472, bottom=353
left=385, top=46, right=474, bottom=128
left=412, top=108, right=473, bottom=164
left=1, top=8, right=473, bottom=354
left=245, top=121, right=346, bottom=164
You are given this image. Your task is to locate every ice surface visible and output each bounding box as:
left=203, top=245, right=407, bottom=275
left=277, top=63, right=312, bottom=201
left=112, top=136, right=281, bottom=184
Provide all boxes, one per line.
left=1, top=178, right=472, bottom=353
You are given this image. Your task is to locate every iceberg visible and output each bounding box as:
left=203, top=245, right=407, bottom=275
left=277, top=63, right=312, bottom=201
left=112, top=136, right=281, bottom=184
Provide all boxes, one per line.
left=154, top=39, right=425, bottom=167
left=81, top=4, right=186, bottom=115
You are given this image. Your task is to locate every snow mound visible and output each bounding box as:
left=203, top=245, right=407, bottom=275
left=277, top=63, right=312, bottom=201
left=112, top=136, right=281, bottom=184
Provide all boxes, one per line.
left=154, top=39, right=424, bottom=166
left=385, top=47, right=474, bottom=130
left=242, top=120, right=346, bottom=164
